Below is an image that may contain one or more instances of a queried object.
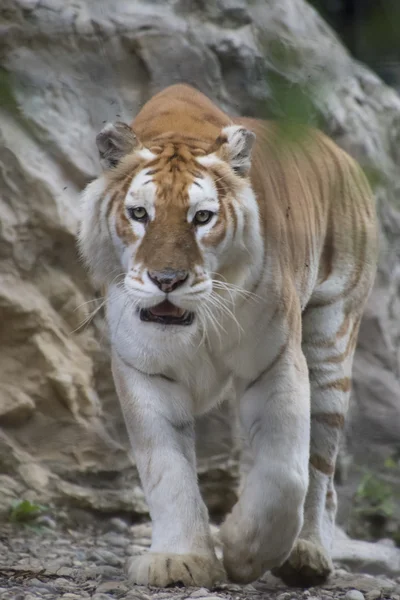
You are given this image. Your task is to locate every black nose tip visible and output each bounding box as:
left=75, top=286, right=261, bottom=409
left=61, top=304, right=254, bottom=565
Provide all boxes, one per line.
left=148, top=269, right=188, bottom=292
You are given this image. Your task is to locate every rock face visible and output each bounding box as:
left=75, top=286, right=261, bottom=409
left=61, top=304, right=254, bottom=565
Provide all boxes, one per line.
left=0, top=0, right=399, bottom=523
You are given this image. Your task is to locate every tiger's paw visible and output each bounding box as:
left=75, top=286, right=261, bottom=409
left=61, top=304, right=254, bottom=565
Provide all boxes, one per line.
left=220, top=514, right=291, bottom=584
left=220, top=498, right=301, bottom=584
left=126, top=552, right=226, bottom=588
left=272, top=539, right=333, bottom=587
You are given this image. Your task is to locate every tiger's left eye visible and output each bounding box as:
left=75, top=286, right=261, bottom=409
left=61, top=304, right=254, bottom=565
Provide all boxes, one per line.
left=127, top=206, right=148, bottom=221
left=193, top=210, right=214, bottom=226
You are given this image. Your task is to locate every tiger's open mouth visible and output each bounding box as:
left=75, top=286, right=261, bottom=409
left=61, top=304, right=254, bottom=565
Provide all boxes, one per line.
left=139, top=300, right=194, bottom=326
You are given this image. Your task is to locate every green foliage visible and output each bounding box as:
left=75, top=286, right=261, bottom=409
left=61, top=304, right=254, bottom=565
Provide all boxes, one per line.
left=9, top=499, right=47, bottom=524
left=258, top=38, right=328, bottom=154
left=361, top=165, right=385, bottom=192
left=268, top=73, right=321, bottom=140
left=348, top=459, right=400, bottom=545
left=384, top=456, right=399, bottom=470
left=355, top=472, right=394, bottom=519
left=265, top=40, right=323, bottom=125
left=0, top=67, right=19, bottom=113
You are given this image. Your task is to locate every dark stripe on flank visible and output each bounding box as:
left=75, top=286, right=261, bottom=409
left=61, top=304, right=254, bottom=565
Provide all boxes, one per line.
left=310, top=454, right=335, bottom=476
left=320, top=377, right=351, bottom=393
left=312, top=412, right=345, bottom=428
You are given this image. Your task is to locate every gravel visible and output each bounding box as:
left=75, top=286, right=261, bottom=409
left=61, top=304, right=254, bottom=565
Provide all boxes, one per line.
left=1, top=520, right=400, bottom=600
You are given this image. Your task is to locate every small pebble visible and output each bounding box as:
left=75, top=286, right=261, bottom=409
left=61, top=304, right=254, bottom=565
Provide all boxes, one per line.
left=93, top=565, right=122, bottom=577
left=29, top=579, right=44, bottom=587
left=132, top=537, right=151, bottom=547
left=189, top=597, right=223, bottom=600
left=336, top=568, right=351, bottom=576
left=87, top=549, right=124, bottom=567
left=36, top=515, right=57, bottom=529
left=243, top=584, right=257, bottom=592
left=102, top=531, right=129, bottom=546
left=215, top=583, right=242, bottom=592
left=345, top=591, right=365, bottom=600
left=277, top=593, right=293, bottom=600
left=54, top=578, right=73, bottom=590
left=366, top=591, right=381, bottom=600
left=127, top=544, right=146, bottom=556
left=110, top=517, right=129, bottom=532
left=190, top=589, right=210, bottom=598
left=96, top=581, right=129, bottom=594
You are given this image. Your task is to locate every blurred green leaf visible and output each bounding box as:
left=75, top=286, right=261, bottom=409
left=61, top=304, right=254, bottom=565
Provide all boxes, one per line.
left=0, top=67, right=19, bottom=113
left=9, top=499, right=47, bottom=523
left=356, top=472, right=394, bottom=508
left=384, top=456, right=398, bottom=469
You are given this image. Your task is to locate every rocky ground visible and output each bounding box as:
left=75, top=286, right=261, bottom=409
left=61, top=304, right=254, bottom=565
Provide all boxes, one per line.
left=1, top=518, right=400, bottom=600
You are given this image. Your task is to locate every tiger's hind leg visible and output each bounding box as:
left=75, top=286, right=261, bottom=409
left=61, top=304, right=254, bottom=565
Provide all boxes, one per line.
left=273, top=301, right=361, bottom=587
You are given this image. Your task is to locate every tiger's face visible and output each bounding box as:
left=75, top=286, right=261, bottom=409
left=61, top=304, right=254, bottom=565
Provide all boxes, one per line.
left=80, top=122, right=258, bottom=335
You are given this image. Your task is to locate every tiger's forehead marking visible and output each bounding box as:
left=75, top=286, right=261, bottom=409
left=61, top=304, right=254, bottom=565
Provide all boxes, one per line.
left=128, top=168, right=157, bottom=199
left=187, top=173, right=218, bottom=207
left=121, top=142, right=235, bottom=219
left=139, top=142, right=206, bottom=203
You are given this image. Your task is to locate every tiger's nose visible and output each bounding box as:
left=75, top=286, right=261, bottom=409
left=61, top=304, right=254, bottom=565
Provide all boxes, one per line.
left=148, top=269, right=188, bottom=293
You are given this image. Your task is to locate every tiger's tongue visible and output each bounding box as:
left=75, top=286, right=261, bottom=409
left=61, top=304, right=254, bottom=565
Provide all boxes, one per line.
left=149, top=300, right=184, bottom=318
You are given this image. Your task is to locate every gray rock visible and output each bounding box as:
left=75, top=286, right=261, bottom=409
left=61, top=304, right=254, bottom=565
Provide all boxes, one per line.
left=365, top=591, right=382, bottom=600
left=277, top=593, right=294, bottom=600
left=345, top=592, right=365, bottom=600
left=191, top=597, right=228, bottom=600
left=101, top=531, right=129, bottom=548
left=188, top=597, right=227, bottom=600
left=96, top=581, right=130, bottom=594
left=36, top=515, right=57, bottom=529
left=190, top=589, right=212, bottom=598
left=109, top=517, right=129, bottom=532
left=87, top=549, right=124, bottom=567
left=333, top=537, right=400, bottom=577
left=0, top=0, right=399, bottom=550
left=326, top=572, right=395, bottom=594
left=378, top=539, right=397, bottom=548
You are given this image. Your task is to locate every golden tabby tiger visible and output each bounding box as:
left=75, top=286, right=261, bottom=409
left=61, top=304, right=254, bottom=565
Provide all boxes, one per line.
left=79, top=84, right=378, bottom=588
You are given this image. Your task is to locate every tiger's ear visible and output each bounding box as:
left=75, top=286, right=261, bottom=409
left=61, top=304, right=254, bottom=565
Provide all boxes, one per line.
left=215, top=125, right=256, bottom=176
left=96, top=122, right=138, bottom=170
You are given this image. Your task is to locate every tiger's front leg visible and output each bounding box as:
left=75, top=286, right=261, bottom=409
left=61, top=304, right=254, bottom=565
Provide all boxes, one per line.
left=221, top=344, right=310, bottom=583
left=112, top=354, right=225, bottom=588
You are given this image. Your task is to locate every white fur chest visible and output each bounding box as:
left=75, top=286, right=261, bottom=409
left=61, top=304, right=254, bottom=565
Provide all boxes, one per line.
left=106, top=285, right=237, bottom=415
left=107, top=282, right=284, bottom=417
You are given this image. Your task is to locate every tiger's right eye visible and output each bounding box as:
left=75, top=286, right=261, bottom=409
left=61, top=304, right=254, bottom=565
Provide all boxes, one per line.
left=193, top=210, right=214, bottom=226
left=127, top=206, right=148, bottom=222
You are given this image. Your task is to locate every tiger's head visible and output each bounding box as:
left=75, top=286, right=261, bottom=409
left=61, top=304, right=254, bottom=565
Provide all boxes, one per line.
left=79, top=121, right=261, bottom=336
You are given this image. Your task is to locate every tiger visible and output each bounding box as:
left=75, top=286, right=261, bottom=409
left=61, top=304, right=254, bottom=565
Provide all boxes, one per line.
left=78, top=84, right=378, bottom=588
